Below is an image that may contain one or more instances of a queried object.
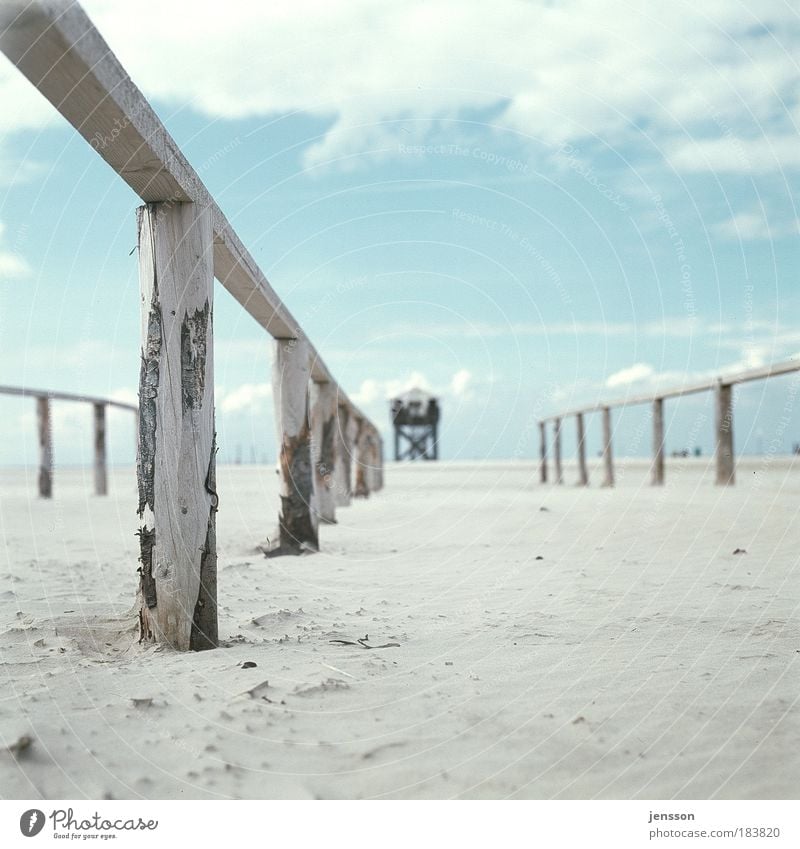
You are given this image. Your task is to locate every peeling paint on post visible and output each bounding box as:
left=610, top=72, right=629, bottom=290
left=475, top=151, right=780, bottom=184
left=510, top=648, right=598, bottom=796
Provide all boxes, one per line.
left=271, top=337, right=318, bottom=555
left=135, top=201, right=216, bottom=651
left=36, top=395, right=52, bottom=498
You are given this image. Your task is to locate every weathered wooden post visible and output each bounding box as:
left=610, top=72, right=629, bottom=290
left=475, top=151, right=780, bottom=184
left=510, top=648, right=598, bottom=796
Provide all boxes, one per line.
left=366, top=427, right=381, bottom=492
left=576, top=412, right=589, bottom=486
left=93, top=402, right=107, bottom=496
left=333, top=402, right=352, bottom=507
left=378, top=435, right=385, bottom=490
left=354, top=417, right=370, bottom=498
left=36, top=395, right=53, bottom=498
left=539, top=421, right=548, bottom=483
left=310, top=380, right=337, bottom=524
left=135, top=201, right=217, bottom=651
left=601, top=406, right=614, bottom=487
left=715, top=381, right=735, bottom=485
left=652, top=397, right=665, bottom=485
left=272, top=336, right=318, bottom=553
left=554, top=417, right=563, bottom=484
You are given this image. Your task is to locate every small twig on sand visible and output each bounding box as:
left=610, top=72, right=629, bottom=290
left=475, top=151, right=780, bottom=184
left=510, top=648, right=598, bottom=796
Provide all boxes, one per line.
left=329, top=634, right=400, bottom=650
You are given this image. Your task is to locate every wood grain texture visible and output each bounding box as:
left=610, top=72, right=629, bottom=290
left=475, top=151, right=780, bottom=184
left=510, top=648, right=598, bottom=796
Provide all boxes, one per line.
left=136, top=201, right=217, bottom=651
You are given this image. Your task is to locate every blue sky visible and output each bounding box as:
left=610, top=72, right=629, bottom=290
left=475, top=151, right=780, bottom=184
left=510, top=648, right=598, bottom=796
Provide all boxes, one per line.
left=0, top=0, right=798, bottom=466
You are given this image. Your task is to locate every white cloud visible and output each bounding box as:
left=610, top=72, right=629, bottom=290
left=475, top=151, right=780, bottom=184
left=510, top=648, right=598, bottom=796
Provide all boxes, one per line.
left=450, top=368, right=472, bottom=397
left=0, top=1, right=793, bottom=173
left=714, top=211, right=799, bottom=241
left=352, top=370, right=434, bottom=407
left=220, top=382, right=271, bottom=414
left=0, top=220, right=30, bottom=279
left=606, top=363, right=654, bottom=388
left=667, top=135, right=800, bottom=174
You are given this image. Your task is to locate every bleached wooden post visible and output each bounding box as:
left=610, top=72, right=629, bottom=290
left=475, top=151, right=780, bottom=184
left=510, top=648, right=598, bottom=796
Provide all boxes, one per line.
left=576, top=412, right=589, bottom=486
left=376, top=436, right=385, bottom=491
left=652, top=397, right=665, bottom=486
left=539, top=421, right=548, bottom=483
left=333, top=402, right=352, bottom=507
left=36, top=395, right=53, bottom=499
left=93, top=402, right=107, bottom=496
left=136, top=201, right=217, bottom=652
left=354, top=417, right=370, bottom=498
left=365, top=427, right=381, bottom=492
left=554, top=417, right=563, bottom=484
left=715, top=381, right=735, bottom=485
left=310, top=380, right=337, bottom=524
left=601, top=406, right=614, bottom=487
left=272, top=337, right=319, bottom=552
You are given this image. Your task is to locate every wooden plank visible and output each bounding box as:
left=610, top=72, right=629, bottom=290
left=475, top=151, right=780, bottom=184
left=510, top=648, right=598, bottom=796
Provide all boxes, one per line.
left=651, top=398, right=665, bottom=485
left=576, top=413, right=588, bottom=486
left=36, top=396, right=52, bottom=498
left=310, top=380, right=337, bottom=524
left=93, top=402, right=107, bottom=496
left=541, top=357, right=800, bottom=422
left=715, top=382, right=735, bottom=485
left=0, top=385, right=136, bottom=411
left=136, top=201, right=217, bottom=651
left=601, top=406, right=614, bottom=487
left=271, top=338, right=318, bottom=554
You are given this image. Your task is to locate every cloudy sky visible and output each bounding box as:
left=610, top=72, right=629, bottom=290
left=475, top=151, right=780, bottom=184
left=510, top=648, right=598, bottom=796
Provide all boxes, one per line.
left=0, top=0, right=798, bottom=466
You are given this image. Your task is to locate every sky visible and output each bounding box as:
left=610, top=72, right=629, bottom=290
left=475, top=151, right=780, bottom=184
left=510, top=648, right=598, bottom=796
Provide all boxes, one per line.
left=0, top=0, right=798, bottom=467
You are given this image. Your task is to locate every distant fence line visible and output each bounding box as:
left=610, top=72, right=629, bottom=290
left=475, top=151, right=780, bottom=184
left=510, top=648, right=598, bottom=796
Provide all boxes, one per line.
left=538, top=358, right=800, bottom=488
left=0, top=385, right=137, bottom=498
left=0, top=1, right=383, bottom=653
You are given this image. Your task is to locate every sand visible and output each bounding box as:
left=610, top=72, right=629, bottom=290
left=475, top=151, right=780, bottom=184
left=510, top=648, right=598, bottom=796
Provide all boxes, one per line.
left=0, top=457, right=797, bottom=800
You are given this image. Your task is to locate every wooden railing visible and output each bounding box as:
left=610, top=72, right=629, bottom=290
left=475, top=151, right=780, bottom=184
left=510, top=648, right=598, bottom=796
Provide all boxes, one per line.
left=0, top=385, right=137, bottom=497
left=539, top=358, right=800, bottom=487
left=0, top=1, right=384, bottom=652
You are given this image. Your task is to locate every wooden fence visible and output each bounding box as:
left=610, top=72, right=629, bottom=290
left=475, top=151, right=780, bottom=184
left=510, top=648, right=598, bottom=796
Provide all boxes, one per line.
left=0, top=385, right=137, bottom=497
left=0, top=1, right=384, bottom=652
left=539, top=358, right=800, bottom=487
